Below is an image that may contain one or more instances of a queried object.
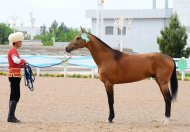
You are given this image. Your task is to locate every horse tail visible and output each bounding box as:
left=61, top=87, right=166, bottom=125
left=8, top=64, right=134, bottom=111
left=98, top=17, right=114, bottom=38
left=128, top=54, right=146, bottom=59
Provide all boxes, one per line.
left=170, top=59, right=178, bottom=101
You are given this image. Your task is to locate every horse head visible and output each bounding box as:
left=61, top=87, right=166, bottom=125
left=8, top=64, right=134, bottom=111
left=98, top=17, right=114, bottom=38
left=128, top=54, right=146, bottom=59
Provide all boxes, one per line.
left=66, top=27, right=90, bottom=53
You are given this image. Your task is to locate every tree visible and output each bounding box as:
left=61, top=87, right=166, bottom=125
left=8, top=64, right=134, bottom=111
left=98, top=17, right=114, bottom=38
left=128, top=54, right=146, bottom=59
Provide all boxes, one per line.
left=34, top=32, right=54, bottom=46
left=59, top=22, right=68, bottom=32
left=157, top=13, right=190, bottom=58
left=34, top=20, right=80, bottom=46
left=0, top=23, right=13, bottom=45
left=39, top=24, right=47, bottom=35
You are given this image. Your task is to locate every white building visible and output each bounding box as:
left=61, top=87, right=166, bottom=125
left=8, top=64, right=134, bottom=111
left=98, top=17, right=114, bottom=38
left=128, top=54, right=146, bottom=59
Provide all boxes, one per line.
left=86, top=0, right=190, bottom=53
left=86, top=9, right=172, bottom=53
left=173, top=0, right=190, bottom=48
left=15, top=26, right=40, bottom=39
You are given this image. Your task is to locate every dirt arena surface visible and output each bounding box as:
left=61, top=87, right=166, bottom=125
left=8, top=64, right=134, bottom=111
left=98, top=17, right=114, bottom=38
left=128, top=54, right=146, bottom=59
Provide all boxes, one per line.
left=0, top=76, right=190, bottom=132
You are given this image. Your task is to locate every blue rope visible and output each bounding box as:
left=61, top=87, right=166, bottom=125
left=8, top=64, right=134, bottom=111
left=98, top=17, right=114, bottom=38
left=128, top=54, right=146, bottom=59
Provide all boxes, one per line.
left=23, top=55, right=72, bottom=91
left=26, top=56, right=72, bottom=68
left=24, top=63, right=35, bottom=91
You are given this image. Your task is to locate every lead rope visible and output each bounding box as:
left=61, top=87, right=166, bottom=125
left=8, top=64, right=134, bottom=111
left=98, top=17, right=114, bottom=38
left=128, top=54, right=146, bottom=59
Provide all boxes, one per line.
left=23, top=53, right=72, bottom=91
left=24, top=63, right=35, bottom=91
left=27, top=54, right=72, bottom=68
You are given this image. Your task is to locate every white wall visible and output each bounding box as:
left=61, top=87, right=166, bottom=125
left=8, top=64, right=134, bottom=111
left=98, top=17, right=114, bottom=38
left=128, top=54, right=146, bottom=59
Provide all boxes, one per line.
left=87, top=9, right=172, bottom=53
left=174, top=0, right=190, bottom=26
left=91, top=18, right=169, bottom=53
left=174, top=0, right=190, bottom=47
left=15, top=26, right=40, bottom=39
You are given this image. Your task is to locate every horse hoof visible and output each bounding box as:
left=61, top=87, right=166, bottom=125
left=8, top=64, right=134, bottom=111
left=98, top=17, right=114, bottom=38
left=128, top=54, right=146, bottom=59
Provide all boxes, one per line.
left=108, top=120, right=113, bottom=123
left=162, top=116, right=170, bottom=125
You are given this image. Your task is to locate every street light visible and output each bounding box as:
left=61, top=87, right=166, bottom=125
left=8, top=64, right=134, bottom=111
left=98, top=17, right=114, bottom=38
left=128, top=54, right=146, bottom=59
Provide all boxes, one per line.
left=96, top=0, right=104, bottom=38
left=114, top=17, right=133, bottom=52
left=127, top=18, right=133, bottom=29
left=114, top=16, right=125, bottom=52
left=30, top=12, right=36, bottom=28
left=7, top=13, right=22, bottom=33
left=10, top=16, right=19, bottom=33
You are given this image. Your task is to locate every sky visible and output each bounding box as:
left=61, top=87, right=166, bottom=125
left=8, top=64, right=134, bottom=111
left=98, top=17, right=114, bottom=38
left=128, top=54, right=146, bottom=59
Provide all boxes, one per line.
left=0, top=0, right=173, bottom=28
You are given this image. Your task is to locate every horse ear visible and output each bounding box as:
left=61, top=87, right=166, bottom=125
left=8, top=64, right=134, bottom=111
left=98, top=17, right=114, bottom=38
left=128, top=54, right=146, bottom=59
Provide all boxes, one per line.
left=80, top=26, right=87, bottom=33
left=80, top=26, right=84, bottom=33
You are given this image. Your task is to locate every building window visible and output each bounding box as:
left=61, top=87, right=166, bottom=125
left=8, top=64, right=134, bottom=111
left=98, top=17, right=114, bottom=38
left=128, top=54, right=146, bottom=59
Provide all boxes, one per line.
left=117, top=27, right=126, bottom=35
left=105, top=26, right=114, bottom=35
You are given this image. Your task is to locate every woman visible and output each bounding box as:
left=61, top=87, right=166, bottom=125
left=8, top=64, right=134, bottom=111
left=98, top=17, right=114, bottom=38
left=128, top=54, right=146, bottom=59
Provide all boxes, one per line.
left=7, top=32, right=26, bottom=123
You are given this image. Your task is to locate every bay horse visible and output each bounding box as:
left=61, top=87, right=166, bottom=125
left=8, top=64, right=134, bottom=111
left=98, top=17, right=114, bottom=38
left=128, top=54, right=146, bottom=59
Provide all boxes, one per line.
left=66, top=27, right=178, bottom=125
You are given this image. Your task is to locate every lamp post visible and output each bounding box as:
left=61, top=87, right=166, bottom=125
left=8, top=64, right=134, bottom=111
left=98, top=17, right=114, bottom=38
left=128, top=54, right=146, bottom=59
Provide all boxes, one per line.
left=10, top=16, right=19, bottom=33
left=114, top=17, right=133, bottom=52
left=96, top=0, right=104, bottom=39
left=7, top=13, right=22, bottom=33
left=114, top=16, right=125, bottom=52
left=30, top=12, right=36, bottom=28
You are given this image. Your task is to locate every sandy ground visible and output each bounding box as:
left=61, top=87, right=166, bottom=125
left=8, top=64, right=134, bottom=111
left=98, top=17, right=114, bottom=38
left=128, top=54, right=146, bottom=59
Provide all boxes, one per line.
left=0, top=76, right=190, bottom=132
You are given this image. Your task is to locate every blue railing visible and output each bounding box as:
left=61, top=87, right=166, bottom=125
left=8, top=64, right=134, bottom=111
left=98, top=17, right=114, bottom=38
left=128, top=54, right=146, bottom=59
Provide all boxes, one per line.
left=1, top=55, right=189, bottom=79
left=0, top=55, right=98, bottom=78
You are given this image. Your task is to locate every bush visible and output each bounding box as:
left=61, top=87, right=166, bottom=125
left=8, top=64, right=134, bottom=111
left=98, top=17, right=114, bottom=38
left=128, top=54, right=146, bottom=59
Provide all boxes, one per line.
left=38, top=73, right=97, bottom=78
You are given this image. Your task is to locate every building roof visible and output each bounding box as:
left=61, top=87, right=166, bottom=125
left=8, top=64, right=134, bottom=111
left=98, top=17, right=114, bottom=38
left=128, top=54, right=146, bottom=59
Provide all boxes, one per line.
left=86, top=9, right=173, bottom=19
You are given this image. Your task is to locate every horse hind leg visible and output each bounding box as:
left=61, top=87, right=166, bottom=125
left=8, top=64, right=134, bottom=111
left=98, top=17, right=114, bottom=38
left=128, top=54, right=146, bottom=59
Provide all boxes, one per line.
left=162, top=88, right=172, bottom=125
left=155, top=79, right=172, bottom=125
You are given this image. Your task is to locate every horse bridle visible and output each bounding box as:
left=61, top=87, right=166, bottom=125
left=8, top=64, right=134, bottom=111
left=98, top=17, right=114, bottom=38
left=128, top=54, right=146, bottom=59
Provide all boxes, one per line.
left=73, top=34, right=86, bottom=48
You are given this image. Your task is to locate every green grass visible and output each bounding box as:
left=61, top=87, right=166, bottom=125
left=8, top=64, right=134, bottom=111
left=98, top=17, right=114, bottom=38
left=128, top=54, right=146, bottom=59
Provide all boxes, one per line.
left=1, top=71, right=189, bottom=80
left=0, top=72, right=98, bottom=78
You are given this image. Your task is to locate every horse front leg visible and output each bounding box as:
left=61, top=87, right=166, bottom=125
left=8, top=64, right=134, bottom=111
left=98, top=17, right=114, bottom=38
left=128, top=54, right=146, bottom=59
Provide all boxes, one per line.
left=105, top=83, right=115, bottom=123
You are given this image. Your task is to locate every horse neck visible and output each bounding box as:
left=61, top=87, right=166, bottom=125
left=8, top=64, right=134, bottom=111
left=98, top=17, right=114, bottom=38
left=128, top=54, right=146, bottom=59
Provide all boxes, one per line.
left=86, top=35, right=114, bottom=66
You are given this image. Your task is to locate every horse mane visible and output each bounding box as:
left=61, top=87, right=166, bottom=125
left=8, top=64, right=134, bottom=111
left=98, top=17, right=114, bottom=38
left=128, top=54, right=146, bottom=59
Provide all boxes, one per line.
left=90, top=33, right=113, bottom=50
left=90, top=33, right=123, bottom=60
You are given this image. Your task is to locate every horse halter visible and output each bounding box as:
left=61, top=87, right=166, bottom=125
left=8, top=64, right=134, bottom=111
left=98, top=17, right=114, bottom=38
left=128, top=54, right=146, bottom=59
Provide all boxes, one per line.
left=73, top=33, right=90, bottom=48
left=73, top=38, right=83, bottom=48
